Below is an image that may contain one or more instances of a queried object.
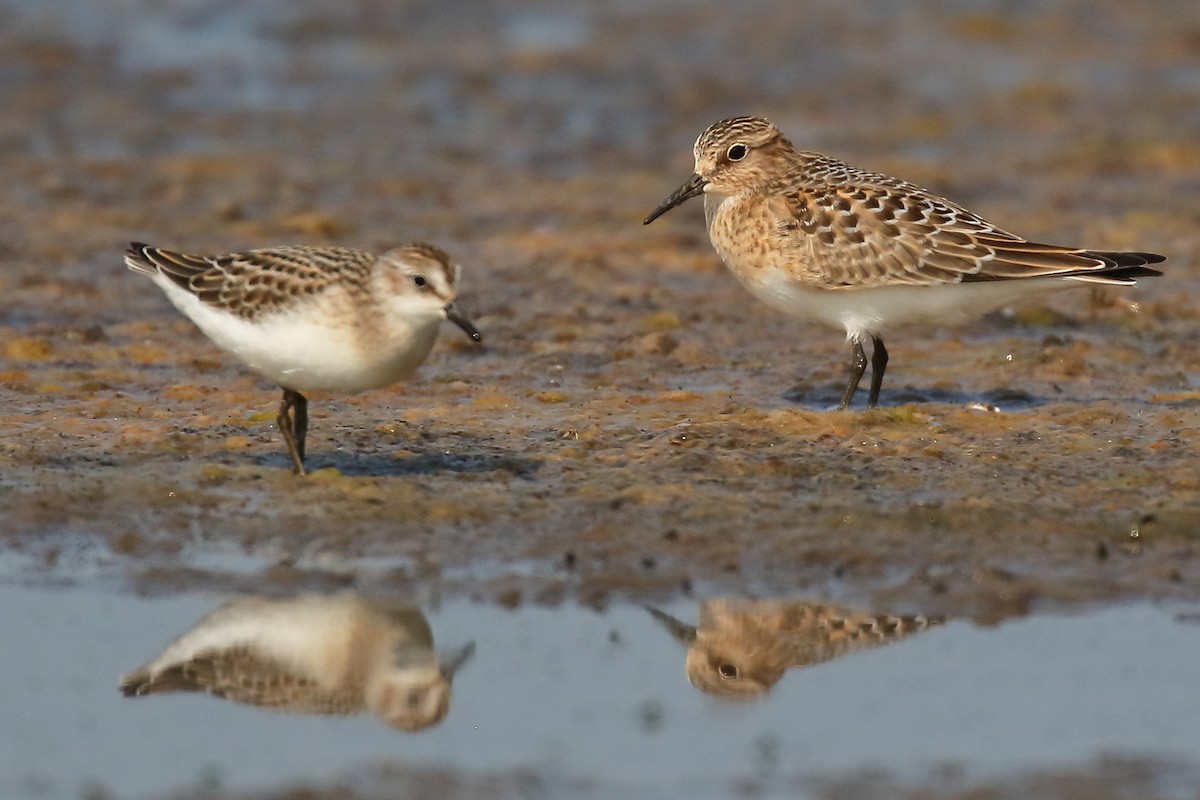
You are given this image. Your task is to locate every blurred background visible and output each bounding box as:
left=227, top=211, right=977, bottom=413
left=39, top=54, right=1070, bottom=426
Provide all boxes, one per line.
left=2, top=0, right=1196, bottom=264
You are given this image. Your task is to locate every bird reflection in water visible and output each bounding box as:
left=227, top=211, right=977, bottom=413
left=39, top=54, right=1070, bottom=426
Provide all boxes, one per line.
left=120, top=593, right=474, bottom=731
left=648, top=598, right=941, bottom=698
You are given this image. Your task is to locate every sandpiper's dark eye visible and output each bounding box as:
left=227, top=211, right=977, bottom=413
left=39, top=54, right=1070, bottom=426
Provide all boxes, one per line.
left=726, top=144, right=748, bottom=161
left=413, top=275, right=427, bottom=287
left=718, top=663, right=738, bottom=679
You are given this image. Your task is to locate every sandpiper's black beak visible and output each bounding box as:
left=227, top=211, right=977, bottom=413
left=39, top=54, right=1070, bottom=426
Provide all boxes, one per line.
left=439, top=641, right=476, bottom=681
left=444, top=301, right=481, bottom=342
left=645, top=606, right=698, bottom=644
left=643, top=173, right=707, bottom=225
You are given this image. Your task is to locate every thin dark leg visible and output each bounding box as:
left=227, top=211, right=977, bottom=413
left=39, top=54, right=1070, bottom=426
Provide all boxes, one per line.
left=293, top=392, right=308, bottom=462
left=277, top=388, right=308, bottom=476
left=867, top=336, right=889, bottom=408
left=838, top=338, right=868, bottom=409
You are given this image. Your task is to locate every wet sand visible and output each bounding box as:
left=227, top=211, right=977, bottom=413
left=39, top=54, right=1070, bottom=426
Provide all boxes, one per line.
left=0, top=0, right=1198, bottom=796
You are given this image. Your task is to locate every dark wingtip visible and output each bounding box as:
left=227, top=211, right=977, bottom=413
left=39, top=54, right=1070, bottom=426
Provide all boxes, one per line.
left=1089, top=250, right=1167, bottom=268
left=119, top=676, right=146, bottom=697
left=124, top=242, right=158, bottom=275
left=1090, top=258, right=1165, bottom=281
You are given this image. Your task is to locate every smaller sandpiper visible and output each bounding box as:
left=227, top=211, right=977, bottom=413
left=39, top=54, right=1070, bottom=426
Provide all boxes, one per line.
left=119, top=594, right=474, bottom=732
left=125, top=241, right=481, bottom=475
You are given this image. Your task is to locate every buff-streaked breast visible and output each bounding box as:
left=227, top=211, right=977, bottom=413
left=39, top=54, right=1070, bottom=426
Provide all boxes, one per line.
left=125, top=242, right=481, bottom=475
left=649, top=599, right=942, bottom=698
left=645, top=116, right=1165, bottom=408
left=119, top=593, right=475, bottom=732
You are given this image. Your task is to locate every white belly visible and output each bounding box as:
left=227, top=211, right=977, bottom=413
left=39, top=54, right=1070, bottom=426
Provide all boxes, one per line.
left=156, top=276, right=441, bottom=393
left=737, top=266, right=1072, bottom=341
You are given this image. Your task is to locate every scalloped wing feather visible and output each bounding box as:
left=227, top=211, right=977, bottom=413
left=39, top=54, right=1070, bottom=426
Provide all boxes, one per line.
left=121, top=643, right=362, bottom=714
left=771, top=161, right=1162, bottom=289
left=125, top=243, right=378, bottom=321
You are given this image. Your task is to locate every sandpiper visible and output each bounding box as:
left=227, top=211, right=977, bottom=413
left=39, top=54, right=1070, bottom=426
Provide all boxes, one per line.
left=648, top=599, right=941, bottom=698
left=119, top=593, right=474, bottom=732
left=645, top=116, right=1164, bottom=407
left=126, top=241, right=480, bottom=474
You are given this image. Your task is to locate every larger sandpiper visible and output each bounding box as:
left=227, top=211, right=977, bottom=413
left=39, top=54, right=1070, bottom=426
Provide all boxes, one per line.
left=126, top=241, right=481, bottom=475
left=645, top=116, right=1164, bottom=408
left=648, top=599, right=941, bottom=699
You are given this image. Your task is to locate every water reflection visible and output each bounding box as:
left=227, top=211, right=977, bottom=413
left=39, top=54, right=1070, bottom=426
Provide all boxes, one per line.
left=648, top=599, right=942, bottom=698
left=119, top=593, right=473, bottom=731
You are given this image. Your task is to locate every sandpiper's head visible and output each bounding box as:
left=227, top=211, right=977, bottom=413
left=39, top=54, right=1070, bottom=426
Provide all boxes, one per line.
left=369, top=670, right=453, bottom=731
left=377, top=243, right=481, bottom=342
left=367, top=641, right=475, bottom=732
left=646, top=603, right=785, bottom=700
left=682, top=639, right=785, bottom=699
left=644, top=116, right=792, bottom=224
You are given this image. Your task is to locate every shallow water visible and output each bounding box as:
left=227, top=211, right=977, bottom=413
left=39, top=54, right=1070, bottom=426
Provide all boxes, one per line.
left=4, top=583, right=1200, bottom=800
